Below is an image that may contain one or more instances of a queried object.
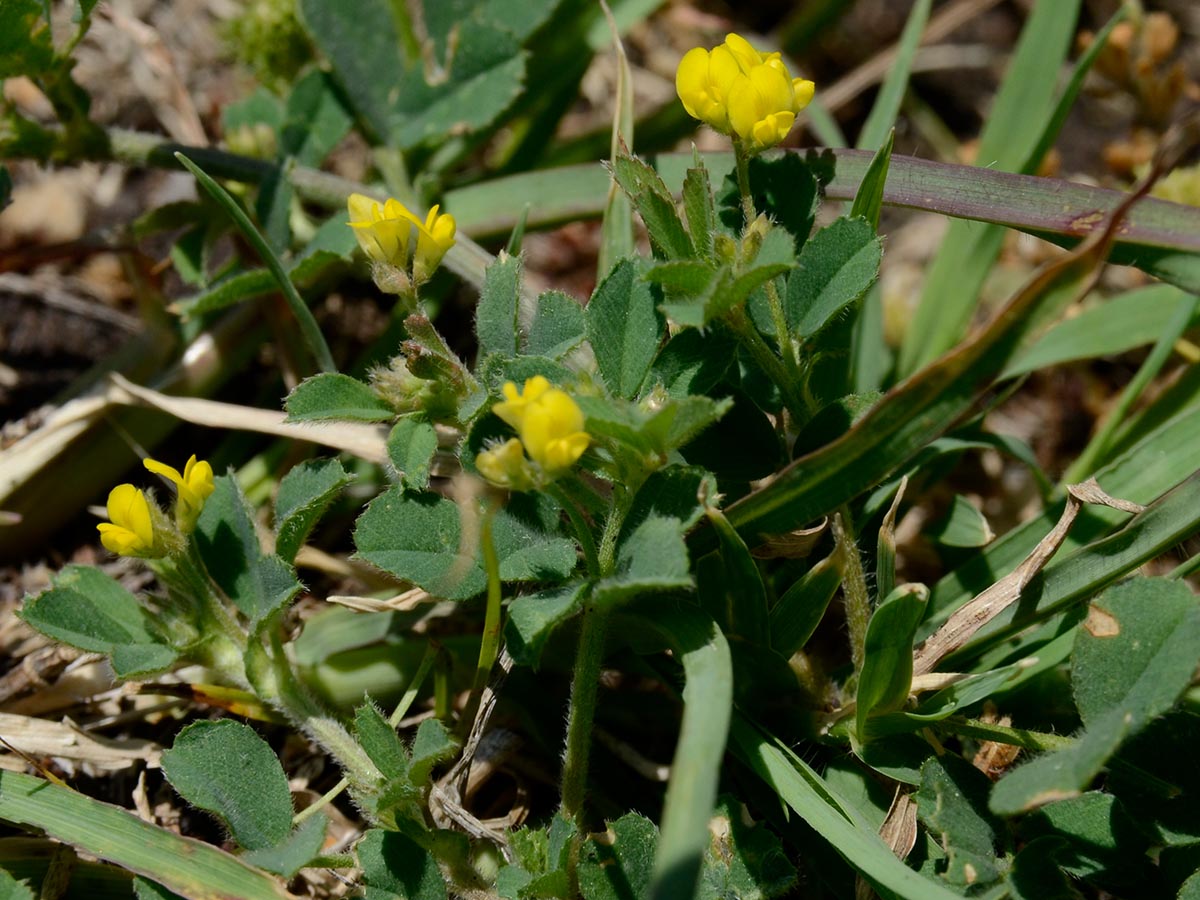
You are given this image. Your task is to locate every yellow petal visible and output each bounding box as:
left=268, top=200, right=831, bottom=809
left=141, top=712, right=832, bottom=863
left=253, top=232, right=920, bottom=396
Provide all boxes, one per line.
left=105, top=484, right=154, bottom=550
left=143, top=456, right=184, bottom=488
left=346, top=192, right=381, bottom=226
left=791, top=78, right=816, bottom=113
left=723, top=33, right=765, bottom=73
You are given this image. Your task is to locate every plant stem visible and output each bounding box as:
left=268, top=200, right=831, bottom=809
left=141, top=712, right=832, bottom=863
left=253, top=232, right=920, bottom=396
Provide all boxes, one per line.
left=550, top=482, right=601, bottom=579
left=733, top=139, right=803, bottom=384
left=173, top=152, right=337, bottom=374
left=833, top=510, right=871, bottom=685
left=560, top=603, right=610, bottom=833
left=939, top=716, right=1074, bottom=752
left=294, top=643, right=439, bottom=826
left=468, top=510, right=504, bottom=704
left=561, top=484, right=636, bottom=832
left=727, top=308, right=810, bottom=429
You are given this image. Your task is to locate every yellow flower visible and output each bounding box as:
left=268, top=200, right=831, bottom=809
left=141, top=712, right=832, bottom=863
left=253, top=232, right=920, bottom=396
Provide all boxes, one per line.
left=492, top=377, right=589, bottom=475
left=492, top=375, right=553, bottom=432
left=475, top=438, right=535, bottom=490
left=346, top=193, right=456, bottom=284
left=675, top=33, right=815, bottom=152
left=97, top=484, right=156, bottom=556
left=144, top=454, right=215, bottom=533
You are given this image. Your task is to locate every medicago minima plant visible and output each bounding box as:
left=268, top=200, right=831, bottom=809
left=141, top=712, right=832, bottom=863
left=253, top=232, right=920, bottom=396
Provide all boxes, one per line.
left=5, top=3, right=1200, bottom=899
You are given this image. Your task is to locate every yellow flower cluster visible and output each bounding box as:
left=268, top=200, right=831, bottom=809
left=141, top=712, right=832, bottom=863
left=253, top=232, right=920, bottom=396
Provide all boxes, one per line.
left=675, top=33, right=815, bottom=152
left=347, top=193, right=456, bottom=285
left=96, top=455, right=215, bottom=557
left=477, top=377, right=590, bottom=489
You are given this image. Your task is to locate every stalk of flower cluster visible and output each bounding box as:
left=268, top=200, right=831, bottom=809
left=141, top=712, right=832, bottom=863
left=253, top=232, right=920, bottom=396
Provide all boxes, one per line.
left=559, top=480, right=637, bottom=832
left=731, top=138, right=807, bottom=425
left=244, top=623, right=384, bottom=792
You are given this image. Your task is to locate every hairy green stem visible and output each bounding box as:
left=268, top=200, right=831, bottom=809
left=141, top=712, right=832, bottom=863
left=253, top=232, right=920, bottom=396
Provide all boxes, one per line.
left=294, top=643, right=439, bottom=825
left=727, top=309, right=810, bottom=429
left=469, top=511, right=505, bottom=703
left=550, top=482, right=601, bottom=579
left=833, top=510, right=871, bottom=684
left=939, top=716, right=1074, bottom=752
left=560, top=604, right=610, bottom=825
left=561, top=484, right=636, bottom=844
left=733, top=139, right=804, bottom=389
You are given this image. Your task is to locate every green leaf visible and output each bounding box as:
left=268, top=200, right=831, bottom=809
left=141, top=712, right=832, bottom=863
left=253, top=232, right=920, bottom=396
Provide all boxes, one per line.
left=849, top=129, right=894, bottom=230
left=525, top=290, right=586, bottom=359
left=621, top=466, right=716, bottom=542
left=917, top=754, right=1004, bottom=887
left=897, top=0, right=1084, bottom=374
left=579, top=813, right=656, bottom=900
left=624, top=608, right=732, bottom=900
left=1180, top=871, right=1200, bottom=900
left=476, top=251, right=522, bottom=359
left=928, top=495, right=993, bottom=548
left=706, top=507, right=768, bottom=645
left=174, top=153, right=335, bottom=372
left=586, top=258, right=665, bottom=398
left=718, top=154, right=822, bottom=252
left=1020, top=793, right=1158, bottom=894
left=274, top=458, right=354, bottom=563
left=768, top=554, right=840, bottom=658
left=857, top=0, right=930, bottom=151
left=195, top=475, right=302, bottom=625
left=285, top=373, right=395, bottom=422
left=1072, top=577, right=1200, bottom=727
left=0, top=864, right=34, bottom=900
left=730, top=716, right=965, bottom=900
left=160, top=720, right=293, bottom=852
left=357, top=829, right=448, bottom=900
left=1005, top=837, right=1077, bottom=900
left=281, top=69, right=353, bottom=167
left=355, top=700, right=409, bottom=780
left=990, top=578, right=1200, bottom=815
left=698, top=797, right=798, bottom=900
left=786, top=216, right=882, bottom=340
left=612, top=153, right=694, bottom=260
left=354, top=488, right=577, bottom=600
left=0, top=0, right=54, bottom=77
left=222, top=86, right=284, bottom=134
left=254, top=163, right=292, bottom=253
left=241, top=816, right=327, bottom=878
left=1004, top=283, right=1195, bottom=378
left=408, top=718, right=458, bottom=787
left=681, top=160, right=716, bottom=258
left=856, top=584, right=929, bottom=741
left=0, top=770, right=293, bottom=900
left=390, top=19, right=526, bottom=150
left=645, top=395, right=732, bottom=455
left=648, top=328, right=737, bottom=398
left=505, top=581, right=587, bottom=668
left=19, top=565, right=177, bottom=679
left=387, top=417, right=439, bottom=493
left=593, top=516, right=692, bottom=610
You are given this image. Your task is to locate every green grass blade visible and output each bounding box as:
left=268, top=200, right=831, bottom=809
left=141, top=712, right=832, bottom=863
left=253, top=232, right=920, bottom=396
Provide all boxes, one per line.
left=927, top=398, right=1200, bottom=627
left=897, top=0, right=1082, bottom=376
left=856, top=0, right=930, bottom=151
left=628, top=606, right=732, bottom=900
left=942, top=469, right=1200, bottom=669
left=1062, top=290, right=1200, bottom=483
left=730, top=715, right=964, bottom=900
left=597, top=0, right=635, bottom=279
left=0, top=770, right=296, bottom=899
left=691, top=204, right=1120, bottom=549
left=174, top=152, right=336, bottom=373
